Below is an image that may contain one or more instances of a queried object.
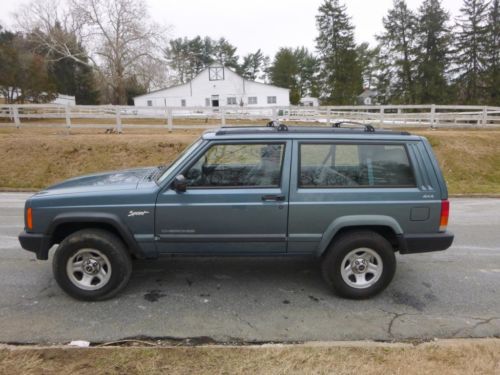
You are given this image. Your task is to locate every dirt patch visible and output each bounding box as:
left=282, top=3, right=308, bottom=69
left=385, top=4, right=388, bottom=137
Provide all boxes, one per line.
left=0, top=339, right=499, bottom=374
left=0, top=127, right=499, bottom=194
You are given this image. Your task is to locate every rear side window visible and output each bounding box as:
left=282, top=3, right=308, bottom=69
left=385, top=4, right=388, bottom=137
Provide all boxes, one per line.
left=299, top=143, right=415, bottom=188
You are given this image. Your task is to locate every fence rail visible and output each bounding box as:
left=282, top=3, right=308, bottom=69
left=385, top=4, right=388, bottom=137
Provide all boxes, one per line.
left=1, top=104, right=499, bottom=131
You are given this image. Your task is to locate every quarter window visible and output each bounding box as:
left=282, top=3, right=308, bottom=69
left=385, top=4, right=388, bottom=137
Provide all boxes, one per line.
left=184, top=143, right=285, bottom=188
left=299, top=143, right=415, bottom=188
left=267, top=96, right=277, bottom=104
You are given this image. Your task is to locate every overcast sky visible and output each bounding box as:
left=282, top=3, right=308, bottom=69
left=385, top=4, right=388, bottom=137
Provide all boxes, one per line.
left=0, top=0, right=463, bottom=57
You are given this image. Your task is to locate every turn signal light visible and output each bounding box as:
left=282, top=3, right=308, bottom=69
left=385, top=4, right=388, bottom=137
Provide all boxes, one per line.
left=26, top=208, right=33, bottom=230
left=439, top=199, right=449, bottom=232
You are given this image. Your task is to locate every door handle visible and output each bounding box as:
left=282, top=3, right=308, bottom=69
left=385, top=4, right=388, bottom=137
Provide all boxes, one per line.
left=261, top=194, right=285, bottom=202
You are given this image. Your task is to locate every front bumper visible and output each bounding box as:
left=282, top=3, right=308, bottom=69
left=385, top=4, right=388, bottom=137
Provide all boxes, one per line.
left=18, top=231, right=52, bottom=260
left=398, top=231, right=454, bottom=254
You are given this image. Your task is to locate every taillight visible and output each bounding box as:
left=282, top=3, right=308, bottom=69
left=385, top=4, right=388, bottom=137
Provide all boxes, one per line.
left=26, top=207, right=33, bottom=230
left=439, top=199, right=449, bottom=232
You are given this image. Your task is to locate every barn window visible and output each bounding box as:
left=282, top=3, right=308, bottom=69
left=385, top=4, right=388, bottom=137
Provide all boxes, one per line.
left=147, top=100, right=152, bottom=106
left=248, top=97, right=258, bottom=105
left=227, top=97, right=237, bottom=105
left=267, top=96, right=277, bottom=104
left=181, top=99, right=186, bottom=107
left=205, top=98, right=210, bottom=107
left=209, top=67, right=224, bottom=81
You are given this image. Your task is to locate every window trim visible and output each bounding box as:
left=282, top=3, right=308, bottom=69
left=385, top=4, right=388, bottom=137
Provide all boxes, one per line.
left=181, top=141, right=287, bottom=190
left=297, top=141, right=417, bottom=189
left=248, top=96, right=258, bottom=105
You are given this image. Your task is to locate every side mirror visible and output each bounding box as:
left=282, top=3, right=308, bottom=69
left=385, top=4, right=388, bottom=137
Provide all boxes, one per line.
left=172, top=174, right=187, bottom=193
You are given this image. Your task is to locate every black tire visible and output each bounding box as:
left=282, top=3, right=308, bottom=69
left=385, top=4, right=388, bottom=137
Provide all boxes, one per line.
left=52, top=229, right=132, bottom=301
left=321, top=230, right=396, bottom=299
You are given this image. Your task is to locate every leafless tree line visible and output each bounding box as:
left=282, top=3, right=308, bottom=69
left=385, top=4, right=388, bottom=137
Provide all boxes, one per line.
left=15, top=0, right=170, bottom=104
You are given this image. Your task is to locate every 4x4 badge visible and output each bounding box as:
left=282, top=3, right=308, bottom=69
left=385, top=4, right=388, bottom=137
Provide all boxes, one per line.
left=128, top=210, right=150, bottom=217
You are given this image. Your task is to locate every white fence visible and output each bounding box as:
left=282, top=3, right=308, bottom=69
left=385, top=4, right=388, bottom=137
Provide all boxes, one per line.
left=0, top=104, right=499, bottom=131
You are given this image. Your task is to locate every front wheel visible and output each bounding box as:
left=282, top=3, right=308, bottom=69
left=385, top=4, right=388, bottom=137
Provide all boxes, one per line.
left=53, top=229, right=132, bottom=301
left=321, top=231, right=396, bottom=299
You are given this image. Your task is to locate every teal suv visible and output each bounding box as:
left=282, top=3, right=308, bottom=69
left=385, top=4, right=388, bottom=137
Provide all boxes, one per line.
left=19, top=123, right=453, bottom=300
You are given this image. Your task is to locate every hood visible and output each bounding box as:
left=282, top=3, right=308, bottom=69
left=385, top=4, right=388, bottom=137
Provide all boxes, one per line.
left=38, top=167, right=159, bottom=195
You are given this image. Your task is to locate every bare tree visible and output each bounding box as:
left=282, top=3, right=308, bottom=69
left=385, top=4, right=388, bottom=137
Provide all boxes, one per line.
left=17, top=0, right=169, bottom=104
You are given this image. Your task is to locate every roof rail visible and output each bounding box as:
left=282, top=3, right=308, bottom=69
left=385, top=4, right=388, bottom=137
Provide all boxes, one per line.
left=214, top=123, right=410, bottom=136
left=333, top=121, right=375, bottom=132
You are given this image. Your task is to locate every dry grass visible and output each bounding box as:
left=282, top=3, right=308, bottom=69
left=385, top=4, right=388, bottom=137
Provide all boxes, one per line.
left=0, top=127, right=499, bottom=194
left=0, top=339, right=499, bottom=374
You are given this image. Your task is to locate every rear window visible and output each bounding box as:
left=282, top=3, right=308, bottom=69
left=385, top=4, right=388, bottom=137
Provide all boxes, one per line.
left=299, top=143, right=416, bottom=188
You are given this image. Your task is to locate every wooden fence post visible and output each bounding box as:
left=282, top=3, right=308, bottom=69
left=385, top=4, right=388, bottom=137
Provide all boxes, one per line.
left=167, top=108, right=173, bottom=132
left=430, top=104, right=436, bottom=128
left=12, top=106, right=21, bottom=128
left=379, top=106, right=385, bottom=126
left=65, top=105, right=71, bottom=130
left=221, top=107, right=226, bottom=126
left=481, top=107, right=488, bottom=126
left=115, top=107, right=122, bottom=133
left=326, top=107, right=331, bottom=126
left=272, top=107, right=277, bottom=122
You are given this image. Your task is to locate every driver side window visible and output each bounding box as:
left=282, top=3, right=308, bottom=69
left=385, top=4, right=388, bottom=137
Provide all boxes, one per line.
left=184, top=143, right=285, bottom=188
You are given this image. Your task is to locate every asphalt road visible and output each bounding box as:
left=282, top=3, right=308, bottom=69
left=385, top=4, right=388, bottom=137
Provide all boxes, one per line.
left=0, top=193, right=499, bottom=344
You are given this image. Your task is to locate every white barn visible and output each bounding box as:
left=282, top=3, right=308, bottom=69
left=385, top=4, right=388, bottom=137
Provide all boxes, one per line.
left=133, top=65, right=290, bottom=108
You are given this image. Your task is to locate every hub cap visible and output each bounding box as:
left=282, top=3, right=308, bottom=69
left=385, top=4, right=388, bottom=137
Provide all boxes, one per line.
left=66, top=249, right=112, bottom=291
left=340, top=248, right=383, bottom=289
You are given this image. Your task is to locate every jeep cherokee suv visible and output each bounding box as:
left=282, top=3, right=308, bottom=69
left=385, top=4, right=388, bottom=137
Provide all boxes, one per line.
left=19, top=123, right=454, bottom=301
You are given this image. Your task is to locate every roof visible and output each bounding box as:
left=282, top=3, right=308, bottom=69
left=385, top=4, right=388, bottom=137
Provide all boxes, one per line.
left=134, top=64, right=289, bottom=100
left=357, top=89, right=378, bottom=98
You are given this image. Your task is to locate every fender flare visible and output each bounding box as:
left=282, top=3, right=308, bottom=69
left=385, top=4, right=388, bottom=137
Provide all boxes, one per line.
left=316, top=215, right=403, bottom=256
left=45, top=212, right=146, bottom=259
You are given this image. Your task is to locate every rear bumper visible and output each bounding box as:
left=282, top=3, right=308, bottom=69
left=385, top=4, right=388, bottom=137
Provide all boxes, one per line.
left=398, top=231, right=454, bottom=254
left=18, top=231, right=52, bottom=260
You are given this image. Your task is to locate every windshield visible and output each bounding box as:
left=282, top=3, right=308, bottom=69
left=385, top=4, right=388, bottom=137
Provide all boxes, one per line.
left=156, top=138, right=204, bottom=183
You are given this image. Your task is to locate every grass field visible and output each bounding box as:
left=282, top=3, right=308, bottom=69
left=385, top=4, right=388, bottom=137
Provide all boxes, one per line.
left=1, top=339, right=499, bottom=374
left=0, top=127, right=499, bottom=194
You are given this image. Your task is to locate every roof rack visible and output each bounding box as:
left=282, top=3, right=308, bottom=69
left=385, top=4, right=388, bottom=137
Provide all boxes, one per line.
left=214, top=122, right=410, bottom=136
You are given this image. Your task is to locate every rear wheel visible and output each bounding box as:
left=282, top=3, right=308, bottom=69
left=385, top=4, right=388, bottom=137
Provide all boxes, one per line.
left=53, top=229, right=132, bottom=301
left=321, top=231, right=396, bottom=299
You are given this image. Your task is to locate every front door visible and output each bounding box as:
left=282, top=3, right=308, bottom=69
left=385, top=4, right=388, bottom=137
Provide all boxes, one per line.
left=155, top=140, right=292, bottom=254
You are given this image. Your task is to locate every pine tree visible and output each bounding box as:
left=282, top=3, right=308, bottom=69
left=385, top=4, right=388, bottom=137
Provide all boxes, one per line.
left=453, top=0, right=489, bottom=104
left=315, top=0, right=362, bottom=104
left=415, top=0, right=451, bottom=104
left=377, top=0, right=418, bottom=103
left=485, top=0, right=500, bottom=105
left=269, top=48, right=301, bottom=104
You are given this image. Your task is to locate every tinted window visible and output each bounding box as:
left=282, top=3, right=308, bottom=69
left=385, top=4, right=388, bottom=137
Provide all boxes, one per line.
left=185, top=143, right=285, bottom=188
left=300, top=143, right=415, bottom=188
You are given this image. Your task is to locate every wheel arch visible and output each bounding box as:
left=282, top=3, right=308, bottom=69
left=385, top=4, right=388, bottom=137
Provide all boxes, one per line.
left=317, top=215, right=403, bottom=257
left=46, top=212, right=146, bottom=260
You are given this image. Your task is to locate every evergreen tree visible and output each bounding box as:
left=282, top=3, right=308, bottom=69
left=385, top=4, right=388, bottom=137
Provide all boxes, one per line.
left=238, top=49, right=267, bottom=81
left=315, top=0, right=362, bottom=104
left=415, top=0, right=451, bottom=103
left=165, top=36, right=239, bottom=83
left=356, top=43, right=380, bottom=89
left=269, top=47, right=320, bottom=104
left=453, top=0, right=489, bottom=104
left=377, top=0, right=418, bottom=103
left=269, top=48, right=301, bottom=104
left=485, top=0, right=500, bottom=105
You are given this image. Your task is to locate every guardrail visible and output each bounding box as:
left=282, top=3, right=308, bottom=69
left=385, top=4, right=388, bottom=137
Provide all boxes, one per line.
left=0, top=104, right=499, bottom=131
